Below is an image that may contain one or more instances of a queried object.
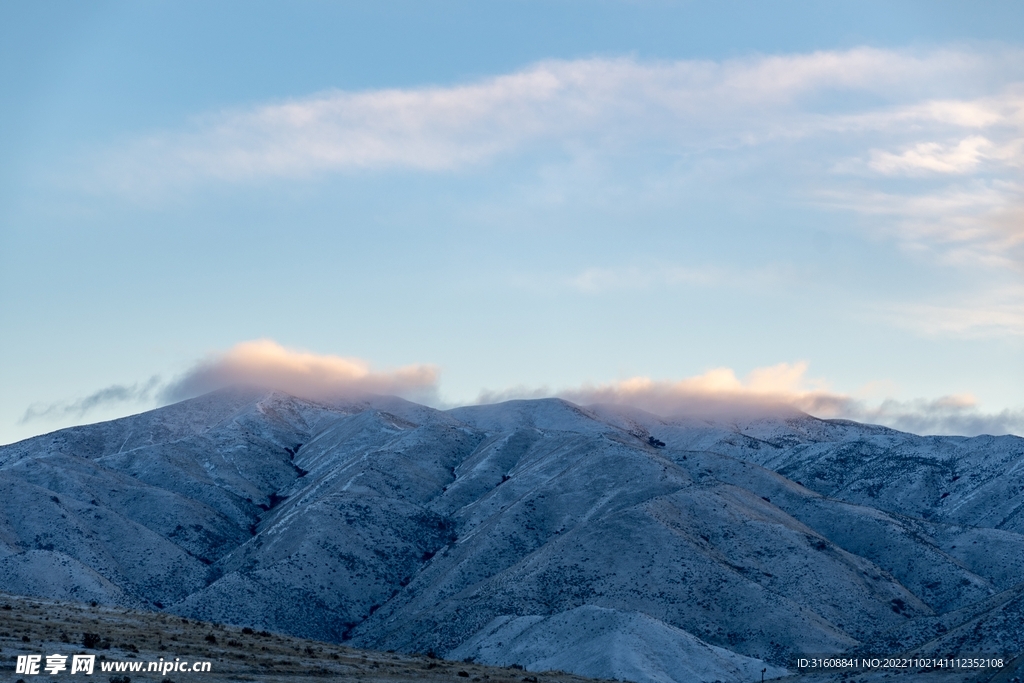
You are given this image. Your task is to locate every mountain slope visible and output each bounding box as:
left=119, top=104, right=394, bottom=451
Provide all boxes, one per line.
left=2, top=390, right=1023, bottom=683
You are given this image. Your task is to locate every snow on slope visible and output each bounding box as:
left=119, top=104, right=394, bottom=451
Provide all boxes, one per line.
left=449, top=605, right=788, bottom=683
left=627, top=411, right=1024, bottom=534
left=0, top=550, right=136, bottom=606
left=2, top=390, right=1024, bottom=683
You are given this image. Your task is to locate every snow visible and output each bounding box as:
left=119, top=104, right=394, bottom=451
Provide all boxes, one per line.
left=2, top=389, right=1023, bottom=683
left=450, top=605, right=788, bottom=683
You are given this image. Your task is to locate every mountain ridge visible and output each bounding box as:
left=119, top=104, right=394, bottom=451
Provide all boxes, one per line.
left=2, top=388, right=1023, bottom=683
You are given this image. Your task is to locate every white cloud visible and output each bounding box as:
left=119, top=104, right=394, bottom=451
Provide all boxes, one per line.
left=869, top=136, right=993, bottom=175
left=881, top=286, right=1024, bottom=338
left=84, top=46, right=1024, bottom=343
left=91, top=48, right=1024, bottom=268
left=821, top=84, right=1024, bottom=276
left=818, top=180, right=1024, bottom=271
left=829, top=90, right=1024, bottom=137
left=92, top=47, right=1024, bottom=190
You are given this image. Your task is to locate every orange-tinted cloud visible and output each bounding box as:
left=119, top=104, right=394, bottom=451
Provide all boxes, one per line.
left=548, top=363, right=1021, bottom=435
left=556, top=362, right=849, bottom=419
left=24, top=349, right=1021, bottom=437
left=161, top=339, right=439, bottom=404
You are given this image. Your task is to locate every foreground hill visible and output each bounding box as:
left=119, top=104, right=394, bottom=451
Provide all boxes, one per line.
left=2, top=389, right=1023, bottom=683
left=3, top=591, right=1016, bottom=683
left=0, top=590, right=611, bottom=683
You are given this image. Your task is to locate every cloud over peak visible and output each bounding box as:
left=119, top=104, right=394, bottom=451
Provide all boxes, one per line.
left=472, top=362, right=1022, bottom=436
left=161, top=340, right=440, bottom=404
left=17, top=344, right=1022, bottom=438
left=557, top=362, right=845, bottom=419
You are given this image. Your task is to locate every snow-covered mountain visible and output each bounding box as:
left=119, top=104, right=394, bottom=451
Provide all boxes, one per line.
left=2, top=388, right=1023, bottom=683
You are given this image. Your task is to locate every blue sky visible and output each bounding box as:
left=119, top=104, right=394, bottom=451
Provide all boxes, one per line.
left=2, top=1, right=1023, bottom=444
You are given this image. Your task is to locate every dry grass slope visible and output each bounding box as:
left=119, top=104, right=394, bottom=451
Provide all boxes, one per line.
left=1, top=591, right=1021, bottom=683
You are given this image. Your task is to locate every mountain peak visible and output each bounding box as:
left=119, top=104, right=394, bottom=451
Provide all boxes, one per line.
left=2, top=395, right=1024, bottom=683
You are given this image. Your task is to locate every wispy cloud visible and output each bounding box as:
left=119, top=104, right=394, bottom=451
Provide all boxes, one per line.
left=825, top=86, right=1024, bottom=274
left=20, top=376, right=161, bottom=423
left=868, top=136, right=995, bottom=175
left=88, top=47, right=1024, bottom=319
left=841, top=395, right=1024, bottom=437
left=160, top=339, right=439, bottom=405
left=881, top=285, right=1024, bottom=338
left=91, top=47, right=1024, bottom=189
